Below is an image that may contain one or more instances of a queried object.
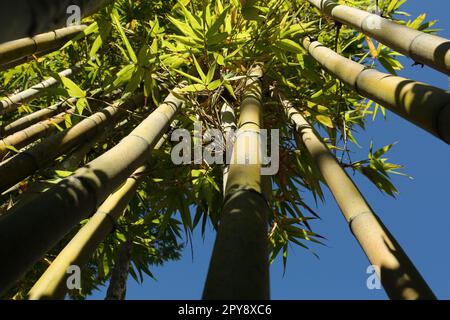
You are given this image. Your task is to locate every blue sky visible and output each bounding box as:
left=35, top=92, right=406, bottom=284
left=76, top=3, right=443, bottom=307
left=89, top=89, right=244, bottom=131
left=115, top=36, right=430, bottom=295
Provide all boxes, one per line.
left=90, top=0, right=450, bottom=300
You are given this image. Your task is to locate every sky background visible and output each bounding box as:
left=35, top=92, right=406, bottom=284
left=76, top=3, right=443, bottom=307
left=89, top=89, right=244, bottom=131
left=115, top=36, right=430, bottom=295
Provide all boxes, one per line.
left=90, top=0, right=450, bottom=300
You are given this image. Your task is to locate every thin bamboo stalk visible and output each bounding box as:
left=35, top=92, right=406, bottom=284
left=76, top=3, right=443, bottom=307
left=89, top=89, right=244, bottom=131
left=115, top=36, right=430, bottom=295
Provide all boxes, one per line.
left=307, top=0, right=450, bottom=75
left=203, top=65, right=271, bottom=300
left=0, top=95, right=144, bottom=194
left=0, top=89, right=184, bottom=294
left=0, top=25, right=86, bottom=67
left=0, top=98, right=77, bottom=137
left=302, top=38, right=450, bottom=144
left=220, top=102, right=236, bottom=193
left=0, top=67, right=78, bottom=115
left=27, top=123, right=175, bottom=300
left=0, top=107, right=75, bottom=159
left=280, top=94, right=436, bottom=300
left=0, top=0, right=112, bottom=44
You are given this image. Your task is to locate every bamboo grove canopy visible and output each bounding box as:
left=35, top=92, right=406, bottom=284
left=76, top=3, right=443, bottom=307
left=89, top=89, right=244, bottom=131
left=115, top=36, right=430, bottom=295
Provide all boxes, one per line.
left=0, top=0, right=448, bottom=300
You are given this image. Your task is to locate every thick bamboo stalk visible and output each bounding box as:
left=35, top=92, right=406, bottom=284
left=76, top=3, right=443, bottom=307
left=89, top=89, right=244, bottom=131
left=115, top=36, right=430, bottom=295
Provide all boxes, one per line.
left=302, top=38, right=450, bottom=144
left=0, top=98, right=77, bottom=137
left=0, top=107, right=75, bottom=159
left=0, top=25, right=86, bottom=67
left=280, top=95, right=436, bottom=300
left=0, top=95, right=144, bottom=194
left=27, top=124, right=174, bottom=300
left=0, top=0, right=112, bottom=44
left=307, top=0, right=450, bottom=75
left=0, top=67, right=77, bottom=115
left=203, top=65, right=271, bottom=300
left=0, top=90, right=184, bottom=293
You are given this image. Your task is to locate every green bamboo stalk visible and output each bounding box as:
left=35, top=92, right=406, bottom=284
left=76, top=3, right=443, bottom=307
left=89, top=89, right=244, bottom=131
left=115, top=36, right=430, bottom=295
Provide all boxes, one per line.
left=302, top=37, right=450, bottom=144
left=27, top=123, right=175, bottom=300
left=307, top=0, right=450, bottom=75
left=0, top=25, right=86, bottom=67
left=0, top=0, right=112, bottom=44
left=203, top=65, right=271, bottom=300
left=0, top=67, right=78, bottom=115
left=280, top=94, right=436, bottom=300
left=220, top=102, right=236, bottom=193
left=0, top=98, right=77, bottom=137
left=0, top=95, right=144, bottom=194
left=0, top=107, right=75, bottom=159
left=0, top=89, right=184, bottom=293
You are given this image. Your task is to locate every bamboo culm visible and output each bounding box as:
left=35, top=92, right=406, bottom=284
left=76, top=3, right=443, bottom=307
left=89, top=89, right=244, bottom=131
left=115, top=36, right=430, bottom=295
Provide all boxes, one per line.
left=280, top=95, right=436, bottom=300
left=0, top=67, right=78, bottom=115
left=307, top=0, right=450, bottom=75
left=203, top=65, right=271, bottom=300
left=0, top=107, right=75, bottom=159
left=0, top=25, right=87, bottom=67
left=0, top=98, right=77, bottom=137
left=0, top=89, right=184, bottom=293
left=0, top=0, right=112, bottom=44
left=27, top=122, right=176, bottom=300
left=0, top=95, right=144, bottom=194
left=302, top=38, right=450, bottom=144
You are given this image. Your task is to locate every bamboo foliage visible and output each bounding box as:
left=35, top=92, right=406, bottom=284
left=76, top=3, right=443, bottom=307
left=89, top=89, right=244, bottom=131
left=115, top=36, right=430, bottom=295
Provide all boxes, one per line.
left=280, top=94, right=436, bottom=300
left=27, top=123, right=175, bottom=300
left=203, top=65, right=271, bottom=300
left=0, top=98, right=77, bottom=137
left=0, top=25, right=87, bottom=67
left=0, top=0, right=113, bottom=44
left=0, top=95, right=143, bottom=194
left=0, top=67, right=77, bottom=115
left=302, top=38, right=450, bottom=144
left=0, top=106, right=75, bottom=159
left=307, top=0, right=450, bottom=75
left=0, top=89, right=184, bottom=293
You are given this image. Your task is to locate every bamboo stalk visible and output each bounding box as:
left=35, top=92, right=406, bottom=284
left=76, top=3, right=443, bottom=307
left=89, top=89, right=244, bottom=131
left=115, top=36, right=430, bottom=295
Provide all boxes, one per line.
left=302, top=37, right=450, bottom=144
left=279, top=94, right=436, bottom=300
left=0, top=95, right=144, bottom=194
left=27, top=123, right=175, bottom=300
left=307, top=0, right=450, bottom=75
left=0, top=98, right=77, bottom=137
left=0, top=89, right=184, bottom=293
left=0, top=67, right=78, bottom=115
left=0, top=25, right=86, bottom=67
left=203, top=65, right=271, bottom=300
left=0, top=0, right=112, bottom=44
left=220, top=102, right=236, bottom=193
left=0, top=107, right=75, bottom=159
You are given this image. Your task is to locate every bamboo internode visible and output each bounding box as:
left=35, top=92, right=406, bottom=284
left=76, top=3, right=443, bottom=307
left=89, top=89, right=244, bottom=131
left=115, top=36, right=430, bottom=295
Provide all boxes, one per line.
left=0, top=107, right=75, bottom=159
left=302, top=38, right=450, bottom=144
left=307, top=0, right=450, bottom=75
left=280, top=95, right=436, bottom=300
left=0, top=98, right=77, bottom=137
left=0, top=67, right=78, bottom=116
left=0, top=25, right=87, bottom=67
left=0, top=0, right=113, bottom=44
left=0, top=95, right=144, bottom=194
left=203, top=65, right=271, bottom=300
left=27, top=123, right=175, bottom=300
left=0, top=90, right=184, bottom=293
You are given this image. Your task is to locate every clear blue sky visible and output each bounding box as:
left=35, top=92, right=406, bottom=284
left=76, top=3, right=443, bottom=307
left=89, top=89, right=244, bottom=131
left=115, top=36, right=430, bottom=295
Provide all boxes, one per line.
left=90, top=0, right=450, bottom=300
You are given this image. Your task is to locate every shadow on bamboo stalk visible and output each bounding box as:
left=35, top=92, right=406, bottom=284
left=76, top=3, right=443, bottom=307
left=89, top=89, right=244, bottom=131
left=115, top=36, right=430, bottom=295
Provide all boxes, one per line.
left=0, top=89, right=184, bottom=294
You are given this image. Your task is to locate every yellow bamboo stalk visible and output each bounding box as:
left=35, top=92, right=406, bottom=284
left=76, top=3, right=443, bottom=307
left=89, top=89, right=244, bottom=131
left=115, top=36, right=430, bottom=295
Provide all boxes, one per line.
left=0, top=89, right=184, bottom=293
left=0, top=25, right=86, bottom=67
left=203, top=65, right=271, bottom=299
left=307, top=0, right=450, bottom=75
left=302, top=37, right=450, bottom=144
left=280, top=94, right=436, bottom=300
left=27, top=123, right=175, bottom=300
